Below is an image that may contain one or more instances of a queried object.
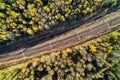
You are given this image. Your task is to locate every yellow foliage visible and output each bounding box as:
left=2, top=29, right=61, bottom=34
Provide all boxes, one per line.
left=22, top=20, right=26, bottom=24
left=89, top=44, right=97, bottom=53
left=66, top=48, right=72, bottom=53
left=103, top=48, right=107, bottom=52
left=65, top=13, right=69, bottom=18
left=52, top=51, right=60, bottom=56
left=0, top=12, right=5, bottom=18
left=62, top=50, right=68, bottom=54
left=97, top=0, right=103, bottom=3
left=22, top=27, right=27, bottom=31
left=0, top=35, right=7, bottom=40
left=110, top=32, right=120, bottom=40
left=78, top=5, right=82, bottom=8
left=21, top=67, right=27, bottom=73
left=62, top=50, right=69, bottom=58
left=100, top=43, right=106, bottom=47
left=107, top=46, right=113, bottom=54
left=92, top=41, right=99, bottom=46
left=32, top=26, right=39, bottom=32
left=29, top=8, right=37, bottom=16
left=31, top=69, right=34, bottom=75
left=43, top=6, right=50, bottom=13
left=60, top=15, right=66, bottom=22
left=86, top=7, right=91, bottom=12
left=82, top=10, right=87, bottom=14
left=108, top=46, right=113, bottom=50
left=7, top=10, right=19, bottom=18
left=6, top=18, right=13, bottom=23
left=26, top=28, right=34, bottom=35
left=30, top=21, right=34, bottom=25
left=36, top=0, right=43, bottom=6
left=55, top=14, right=61, bottom=20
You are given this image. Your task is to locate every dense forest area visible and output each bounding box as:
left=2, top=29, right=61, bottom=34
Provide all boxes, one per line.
left=0, top=0, right=118, bottom=46
left=0, top=27, right=120, bottom=80
left=0, top=0, right=120, bottom=80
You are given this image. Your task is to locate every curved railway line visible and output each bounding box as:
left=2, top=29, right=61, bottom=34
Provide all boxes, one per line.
left=0, top=11, right=120, bottom=64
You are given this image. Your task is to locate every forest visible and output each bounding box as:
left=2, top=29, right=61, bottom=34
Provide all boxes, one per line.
left=0, top=0, right=118, bottom=46
left=0, top=26, right=120, bottom=80
left=0, top=0, right=120, bottom=80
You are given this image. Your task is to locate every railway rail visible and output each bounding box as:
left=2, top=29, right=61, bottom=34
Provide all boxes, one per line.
left=0, top=11, right=120, bottom=64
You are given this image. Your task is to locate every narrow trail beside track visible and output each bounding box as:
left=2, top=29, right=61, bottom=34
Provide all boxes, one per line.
left=0, top=11, right=120, bottom=64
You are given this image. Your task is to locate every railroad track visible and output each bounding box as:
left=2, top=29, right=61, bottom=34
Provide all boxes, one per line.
left=0, top=11, right=120, bottom=63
